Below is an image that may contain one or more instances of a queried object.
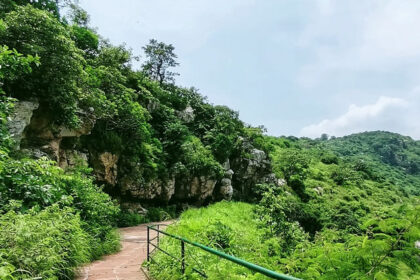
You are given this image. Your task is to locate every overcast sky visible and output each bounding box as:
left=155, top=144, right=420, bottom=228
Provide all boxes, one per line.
left=79, top=0, right=420, bottom=139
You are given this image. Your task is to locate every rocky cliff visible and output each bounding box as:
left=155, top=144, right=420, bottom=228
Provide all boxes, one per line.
left=9, top=99, right=278, bottom=208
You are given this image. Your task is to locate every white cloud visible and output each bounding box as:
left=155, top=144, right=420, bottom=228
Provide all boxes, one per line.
left=80, top=0, right=255, bottom=53
left=297, top=0, right=420, bottom=87
left=299, top=95, right=420, bottom=138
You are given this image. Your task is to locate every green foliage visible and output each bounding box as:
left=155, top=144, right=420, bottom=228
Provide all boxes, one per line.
left=175, top=135, right=223, bottom=178
left=151, top=132, right=420, bottom=279
left=0, top=45, right=38, bottom=151
left=2, top=5, right=86, bottom=127
left=0, top=205, right=90, bottom=280
left=149, top=202, right=276, bottom=280
left=142, top=39, right=179, bottom=84
left=0, top=156, right=120, bottom=277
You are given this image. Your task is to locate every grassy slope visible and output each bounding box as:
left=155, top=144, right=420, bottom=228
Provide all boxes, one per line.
left=149, top=132, right=420, bottom=280
left=148, top=201, right=281, bottom=280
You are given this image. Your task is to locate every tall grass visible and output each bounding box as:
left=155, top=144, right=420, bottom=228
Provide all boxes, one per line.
left=147, top=201, right=280, bottom=280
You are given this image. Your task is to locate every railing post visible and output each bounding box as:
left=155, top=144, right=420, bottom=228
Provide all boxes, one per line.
left=181, top=240, right=185, bottom=275
left=157, top=224, right=160, bottom=246
left=147, top=226, right=150, bottom=263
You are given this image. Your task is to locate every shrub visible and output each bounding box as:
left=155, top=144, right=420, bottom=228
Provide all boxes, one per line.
left=0, top=205, right=90, bottom=279
left=117, top=210, right=146, bottom=227
left=0, top=157, right=121, bottom=259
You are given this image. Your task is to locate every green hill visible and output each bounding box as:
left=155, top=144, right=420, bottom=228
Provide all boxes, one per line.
left=0, top=1, right=419, bottom=279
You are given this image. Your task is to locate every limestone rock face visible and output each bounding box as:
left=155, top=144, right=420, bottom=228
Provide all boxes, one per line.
left=59, top=150, right=88, bottom=169
left=20, top=106, right=95, bottom=163
left=190, top=176, right=217, bottom=200
left=92, top=152, right=119, bottom=186
left=174, top=176, right=217, bottom=202
left=230, top=139, right=274, bottom=199
left=7, top=100, right=39, bottom=148
left=121, top=177, right=176, bottom=202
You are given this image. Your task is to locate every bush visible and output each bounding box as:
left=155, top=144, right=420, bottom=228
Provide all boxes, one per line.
left=117, top=210, right=146, bottom=227
left=0, top=156, right=121, bottom=262
left=205, top=221, right=233, bottom=251
left=0, top=205, right=90, bottom=279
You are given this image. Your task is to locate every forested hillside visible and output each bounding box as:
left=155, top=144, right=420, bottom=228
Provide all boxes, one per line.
left=0, top=1, right=419, bottom=280
left=150, top=132, right=420, bottom=279
left=0, top=1, right=273, bottom=278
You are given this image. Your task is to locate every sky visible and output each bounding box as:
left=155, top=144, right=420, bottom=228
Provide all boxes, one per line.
left=78, top=0, right=420, bottom=139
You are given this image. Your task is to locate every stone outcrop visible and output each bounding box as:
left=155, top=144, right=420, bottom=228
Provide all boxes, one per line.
left=8, top=100, right=278, bottom=207
left=216, top=159, right=234, bottom=200
left=121, top=177, right=176, bottom=202
left=20, top=105, right=95, bottom=163
left=7, top=100, right=39, bottom=148
left=174, top=176, right=217, bottom=202
left=59, top=150, right=88, bottom=169
left=92, top=152, right=119, bottom=186
left=230, top=138, right=275, bottom=199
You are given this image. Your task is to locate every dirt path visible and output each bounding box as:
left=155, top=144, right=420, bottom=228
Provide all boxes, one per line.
left=76, top=221, right=172, bottom=280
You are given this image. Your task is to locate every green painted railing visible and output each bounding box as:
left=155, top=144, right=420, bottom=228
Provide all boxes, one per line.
left=146, top=224, right=301, bottom=280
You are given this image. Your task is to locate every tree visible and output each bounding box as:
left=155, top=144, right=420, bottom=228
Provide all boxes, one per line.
left=2, top=5, right=86, bottom=127
left=0, top=0, right=73, bottom=18
left=142, top=39, right=179, bottom=84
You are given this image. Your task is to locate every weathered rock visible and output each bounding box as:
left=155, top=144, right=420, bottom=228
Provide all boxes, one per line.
left=230, top=139, right=273, bottom=199
left=7, top=100, right=39, bottom=148
left=20, top=106, right=96, bottom=162
left=92, top=152, right=119, bottom=185
left=225, top=169, right=234, bottom=180
left=175, top=176, right=217, bottom=201
left=59, top=150, right=88, bottom=169
left=120, top=202, right=148, bottom=215
left=250, top=148, right=266, bottom=162
left=190, top=176, right=217, bottom=200
left=277, top=178, right=287, bottom=186
left=57, top=119, right=95, bottom=138
left=263, top=173, right=278, bottom=185
left=121, top=177, right=176, bottom=202
left=219, top=178, right=233, bottom=200
left=178, top=105, right=195, bottom=123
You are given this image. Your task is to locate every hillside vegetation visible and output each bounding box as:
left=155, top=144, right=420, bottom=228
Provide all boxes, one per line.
left=0, top=1, right=269, bottom=278
left=150, top=133, right=420, bottom=279
left=0, top=1, right=419, bottom=280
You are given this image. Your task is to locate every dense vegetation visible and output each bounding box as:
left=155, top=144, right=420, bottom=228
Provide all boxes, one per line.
left=0, top=1, right=266, bottom=278
left=0, top=1, right=419, bottom=280
left=150, top=133, right=420, bottom=279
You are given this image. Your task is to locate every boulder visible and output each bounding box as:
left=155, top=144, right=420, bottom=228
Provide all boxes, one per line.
left=7, top=100, right=39, bottom=148
left=219, top=178, right=233, bottom=200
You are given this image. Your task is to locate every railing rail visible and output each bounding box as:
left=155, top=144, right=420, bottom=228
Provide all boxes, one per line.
left=146, top=224, right=301, bottom=280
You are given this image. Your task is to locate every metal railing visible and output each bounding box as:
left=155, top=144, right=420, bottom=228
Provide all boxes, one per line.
left=146, top=224, right=301, bottom=280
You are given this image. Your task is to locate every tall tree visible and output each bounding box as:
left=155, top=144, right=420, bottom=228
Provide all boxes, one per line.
left=142, top=39, right=179, bottom=84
